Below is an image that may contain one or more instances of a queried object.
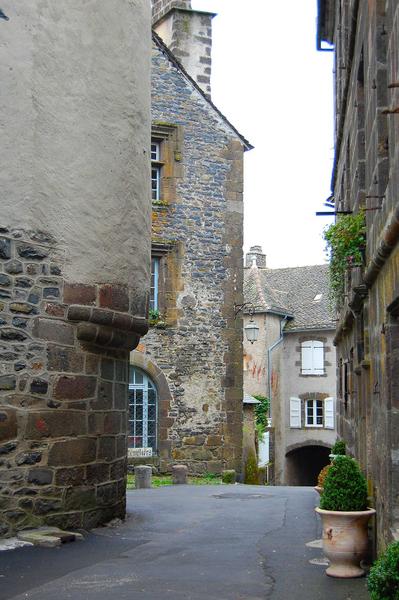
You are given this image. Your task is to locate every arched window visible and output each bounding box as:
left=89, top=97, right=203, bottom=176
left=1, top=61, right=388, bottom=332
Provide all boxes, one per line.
left=128, top=367, right=158, bottom=454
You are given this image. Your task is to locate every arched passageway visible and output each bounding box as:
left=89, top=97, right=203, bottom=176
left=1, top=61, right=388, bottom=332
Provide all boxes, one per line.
left=285, top=445, right=330, bottom=486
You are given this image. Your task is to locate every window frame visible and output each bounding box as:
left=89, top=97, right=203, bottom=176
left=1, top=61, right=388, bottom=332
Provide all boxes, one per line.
left=300, top=339, right=325, bottom=375
left=305, top=398, right=324, bottom=427
left=128, top=366, right=158, bottom=453
left=150, top=256, right=160, bottom=312
left=151, top=139, right=163, bottom=202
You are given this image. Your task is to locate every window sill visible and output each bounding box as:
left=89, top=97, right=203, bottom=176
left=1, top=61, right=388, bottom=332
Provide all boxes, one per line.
left=299, top=373, right=327, bottom=377
left=152, top=200, right=170, bottom=208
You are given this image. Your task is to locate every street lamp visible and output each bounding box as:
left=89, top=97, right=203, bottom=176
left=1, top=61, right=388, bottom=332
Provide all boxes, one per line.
left=234, top=302, right=259, bottom=344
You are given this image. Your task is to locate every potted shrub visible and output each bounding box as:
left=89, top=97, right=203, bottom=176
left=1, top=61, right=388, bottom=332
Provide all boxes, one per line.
left=367, top=541, right=399, bottom=599
left=315, top=463, right=332, bottom=495
left=315, top=455, right=375, bottom=578
left=329, top=439, right=346, bottom=461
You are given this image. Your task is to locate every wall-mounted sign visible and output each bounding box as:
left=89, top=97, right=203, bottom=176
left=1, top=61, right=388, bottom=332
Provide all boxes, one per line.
left=128, top=447, right=153, bottom=458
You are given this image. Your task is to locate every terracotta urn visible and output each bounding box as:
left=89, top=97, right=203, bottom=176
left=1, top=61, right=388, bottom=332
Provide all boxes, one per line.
left=315, top=507, right=376, bottom=578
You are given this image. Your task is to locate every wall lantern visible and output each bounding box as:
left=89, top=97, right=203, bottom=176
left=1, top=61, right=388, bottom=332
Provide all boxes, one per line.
left=234, top=302, right=259, bottom=344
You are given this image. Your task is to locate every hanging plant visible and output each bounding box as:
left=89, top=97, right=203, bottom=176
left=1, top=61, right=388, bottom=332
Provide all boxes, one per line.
left=149, top=308, right=167, bottom=329
left=323, top=210, right=366, bottom=308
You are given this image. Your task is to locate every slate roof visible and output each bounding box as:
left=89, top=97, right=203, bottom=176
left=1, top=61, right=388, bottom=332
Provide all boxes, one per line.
left=243, top=393, right=261, bottom=405
left=244, top=264, right=335, bottom=332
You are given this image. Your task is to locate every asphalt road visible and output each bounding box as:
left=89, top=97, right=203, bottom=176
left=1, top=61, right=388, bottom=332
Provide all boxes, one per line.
left=0, top=485, right=370, bottom=599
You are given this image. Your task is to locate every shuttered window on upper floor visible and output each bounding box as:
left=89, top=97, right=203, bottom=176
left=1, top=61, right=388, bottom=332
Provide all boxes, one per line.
left=301, top=340, right=324, bottom=375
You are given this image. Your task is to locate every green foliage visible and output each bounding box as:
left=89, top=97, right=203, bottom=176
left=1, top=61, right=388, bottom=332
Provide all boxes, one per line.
left=323, top=211, right=366, bottom=307
left=254, top=395, right=270, bottom=438
left=222, top=469, right=236, bottom=484
left=244, top=448, right=259, bottom=485
left=368, top=542, right=399, bottom=600
left=190, top=473, right=222, bottom=485
left=320, top=455, right=368, bottom=511
left=149, top=308, right=167, bottom=329
left=149, top=308, right=160, bottom=322
left=126, top=473, right=222, bottom=488
left=317, top=463, right=332, bottom=488
left=331, top=439, right=346, bottom=455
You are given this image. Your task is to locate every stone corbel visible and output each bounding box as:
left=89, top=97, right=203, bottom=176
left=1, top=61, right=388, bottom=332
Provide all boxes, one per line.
left=67, top=305, right=148, bottom=350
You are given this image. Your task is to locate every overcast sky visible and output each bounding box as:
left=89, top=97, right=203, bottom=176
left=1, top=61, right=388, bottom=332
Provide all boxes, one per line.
left=192, top=0, right=335, bottom=268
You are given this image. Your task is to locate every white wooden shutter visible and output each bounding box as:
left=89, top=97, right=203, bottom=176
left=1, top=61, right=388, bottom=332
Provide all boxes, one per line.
left=301, top=343, right=313, bottom=374
left=324, top=397, right=334, bottom=429
left=301, top=340, right=324, bottom=374
left=289, top=397, right=301, bottom=428
left=313, top=341, right=324, bottom=374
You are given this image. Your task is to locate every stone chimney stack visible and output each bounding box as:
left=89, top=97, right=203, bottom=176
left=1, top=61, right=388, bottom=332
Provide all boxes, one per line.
left=152, top=0, right=216, bottom=97
left=245, top=246, right=267, bottom=269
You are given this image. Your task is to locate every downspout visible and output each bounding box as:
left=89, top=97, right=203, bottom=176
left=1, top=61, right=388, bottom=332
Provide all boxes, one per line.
left=267, top=316, right=289, bottom=424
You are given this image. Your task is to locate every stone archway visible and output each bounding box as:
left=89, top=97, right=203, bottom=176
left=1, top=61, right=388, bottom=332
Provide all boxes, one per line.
left=129, top=351, right=174, bottom=470
left=285, top=441, right=331, bottom=486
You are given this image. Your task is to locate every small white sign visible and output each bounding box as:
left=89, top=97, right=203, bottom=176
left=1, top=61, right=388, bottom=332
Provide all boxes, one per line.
left=128, top=447, right=153, bottom=458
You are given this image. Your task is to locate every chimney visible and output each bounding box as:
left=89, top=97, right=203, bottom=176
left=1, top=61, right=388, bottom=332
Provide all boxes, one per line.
left=152, top=0, right=216, bottom=98
left=245, top=246, right=267, bottom=269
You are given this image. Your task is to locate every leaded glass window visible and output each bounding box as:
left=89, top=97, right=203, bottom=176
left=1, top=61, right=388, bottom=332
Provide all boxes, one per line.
left=151, top=140, right=161, bottom=201
left=150, top=257, right=159, bottom=311
left=128, top=367, right=158, bottom=452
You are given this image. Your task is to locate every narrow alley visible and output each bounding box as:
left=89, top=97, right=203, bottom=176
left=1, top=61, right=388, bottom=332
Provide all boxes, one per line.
left=1, top=485, right=369, bottom=600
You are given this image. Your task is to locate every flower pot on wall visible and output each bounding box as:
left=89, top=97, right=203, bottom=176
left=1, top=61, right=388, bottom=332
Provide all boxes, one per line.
left=315, top=507, right=376, bottom=578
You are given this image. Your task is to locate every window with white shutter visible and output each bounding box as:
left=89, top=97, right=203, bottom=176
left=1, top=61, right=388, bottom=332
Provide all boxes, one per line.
left=301, top=340, right=324, bottom=375
left=305, top=399, right=323, bottom=427
left=289, top=397, right=301, bottom=428
left=324, top=397, right=334, bottom=429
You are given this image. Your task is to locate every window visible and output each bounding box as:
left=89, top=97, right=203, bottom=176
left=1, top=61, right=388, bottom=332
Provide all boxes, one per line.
left=128, top=367, right=158, bottom=453
left=150, top=256, right=160, bottom=311
left=151, top=140, right=162, bottom=201
left=289, top=396, right=334, bottom=429
left=301, top=340, right=324, bottom=375
left=305, top=399, right=323, bottom=427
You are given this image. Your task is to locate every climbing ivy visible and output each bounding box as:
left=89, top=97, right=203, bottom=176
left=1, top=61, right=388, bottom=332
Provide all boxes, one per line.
left=253, top=395, right=270, bottom=439
left=323, top=211, right=366, bottom=308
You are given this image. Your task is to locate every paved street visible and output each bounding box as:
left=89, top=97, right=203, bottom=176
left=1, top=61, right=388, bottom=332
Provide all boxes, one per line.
left=1, top=485, right=370, bottom=600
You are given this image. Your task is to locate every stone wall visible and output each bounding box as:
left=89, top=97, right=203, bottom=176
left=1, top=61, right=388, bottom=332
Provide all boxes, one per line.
left=319, top=0, right=399, bottom=548
left=132, top=38, right=246, bottom=476
left=0, top=1, right=151, bottom=536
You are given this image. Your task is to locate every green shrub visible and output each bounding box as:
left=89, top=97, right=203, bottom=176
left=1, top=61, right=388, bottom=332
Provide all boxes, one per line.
left=331, top=439, right=346, bottom=455
left=244, top=448, right=259, bottom=485
left=320, top=455, right=368, bottom=511
left=222, top=469, right=236, bottom=484
left=368, top=542, right=399, bottom=600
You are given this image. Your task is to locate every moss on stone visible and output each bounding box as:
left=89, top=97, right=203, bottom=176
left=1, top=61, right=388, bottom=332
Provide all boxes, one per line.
left=244, top=448, right=259, bottom=485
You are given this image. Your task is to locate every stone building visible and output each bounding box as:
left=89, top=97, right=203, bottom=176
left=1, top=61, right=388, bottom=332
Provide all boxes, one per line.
left=243, top=247, right=337, bottom=485
left=0, top=1, right=151, bottom=536
left=128, top=1, right=252, bottom=475
left=318, top=0, right=399, bottom=548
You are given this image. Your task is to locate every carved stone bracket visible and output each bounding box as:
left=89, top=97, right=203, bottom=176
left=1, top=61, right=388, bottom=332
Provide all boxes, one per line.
left=67, top=305, right=148, bottom=350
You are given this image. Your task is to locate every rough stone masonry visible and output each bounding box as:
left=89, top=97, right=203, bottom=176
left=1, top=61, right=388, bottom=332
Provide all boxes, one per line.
left=0, top=1, right=151, bottom=536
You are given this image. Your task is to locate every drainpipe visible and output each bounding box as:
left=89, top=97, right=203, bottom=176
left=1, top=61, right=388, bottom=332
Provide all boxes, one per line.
left=267, top=316, right=289, bottom=424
